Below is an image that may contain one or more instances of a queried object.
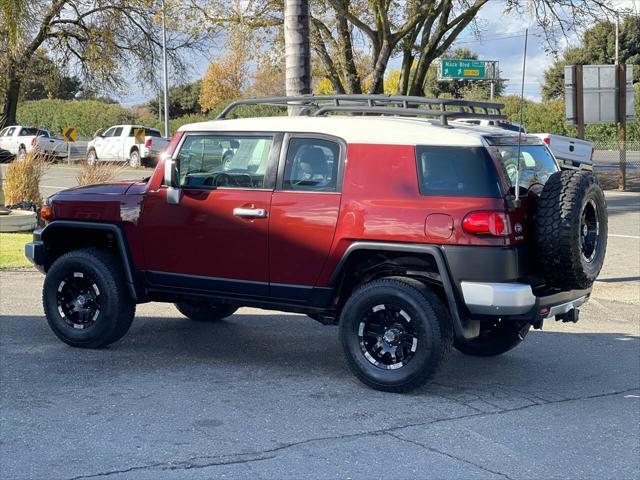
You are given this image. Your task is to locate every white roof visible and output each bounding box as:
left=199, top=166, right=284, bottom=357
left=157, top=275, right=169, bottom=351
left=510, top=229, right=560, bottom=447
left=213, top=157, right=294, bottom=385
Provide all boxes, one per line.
left=177, top=116, right=514, bottom=147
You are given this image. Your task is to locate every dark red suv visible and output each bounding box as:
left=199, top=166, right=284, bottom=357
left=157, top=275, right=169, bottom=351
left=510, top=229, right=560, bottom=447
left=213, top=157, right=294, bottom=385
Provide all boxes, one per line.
left=26, top=96, right=608, bottom=392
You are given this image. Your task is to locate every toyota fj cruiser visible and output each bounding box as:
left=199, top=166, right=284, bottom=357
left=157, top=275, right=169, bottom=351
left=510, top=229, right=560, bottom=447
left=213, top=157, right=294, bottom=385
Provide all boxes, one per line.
left=26, top=95, right=608, bottom=392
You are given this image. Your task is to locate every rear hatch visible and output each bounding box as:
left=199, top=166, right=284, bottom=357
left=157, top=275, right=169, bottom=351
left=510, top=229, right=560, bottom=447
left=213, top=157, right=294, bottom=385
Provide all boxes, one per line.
left=483, top=134, right=561, bottom=284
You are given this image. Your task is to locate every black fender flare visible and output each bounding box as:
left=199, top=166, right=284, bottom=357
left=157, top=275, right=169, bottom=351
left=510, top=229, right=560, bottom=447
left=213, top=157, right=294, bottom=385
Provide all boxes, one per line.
left=329, top=241, right=479, bottom=340
left=39, top=221, right=139, bottom=301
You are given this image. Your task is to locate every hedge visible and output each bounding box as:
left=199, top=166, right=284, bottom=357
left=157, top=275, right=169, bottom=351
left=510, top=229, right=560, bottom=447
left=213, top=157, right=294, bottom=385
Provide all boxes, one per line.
left=17, top=99, right=136, bottom=138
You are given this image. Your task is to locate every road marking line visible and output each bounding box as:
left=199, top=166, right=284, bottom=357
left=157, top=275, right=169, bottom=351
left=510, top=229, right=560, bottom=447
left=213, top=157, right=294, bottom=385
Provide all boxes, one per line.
left=608, top=234, right=640, bottom=239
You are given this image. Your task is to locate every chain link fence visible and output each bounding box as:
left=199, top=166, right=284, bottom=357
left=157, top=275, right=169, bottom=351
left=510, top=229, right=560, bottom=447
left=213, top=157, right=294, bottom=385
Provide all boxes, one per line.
left=592, top=140, right=640, bottom=191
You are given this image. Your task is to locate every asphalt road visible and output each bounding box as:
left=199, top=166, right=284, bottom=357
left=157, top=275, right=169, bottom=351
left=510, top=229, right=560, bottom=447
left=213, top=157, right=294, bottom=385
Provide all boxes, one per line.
left=0, top=194, right=639, bottom=480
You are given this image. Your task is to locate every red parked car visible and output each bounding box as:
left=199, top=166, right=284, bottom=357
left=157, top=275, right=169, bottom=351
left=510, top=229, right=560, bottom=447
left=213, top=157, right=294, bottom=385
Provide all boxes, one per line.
left=26, top=96, right=608, bottom=392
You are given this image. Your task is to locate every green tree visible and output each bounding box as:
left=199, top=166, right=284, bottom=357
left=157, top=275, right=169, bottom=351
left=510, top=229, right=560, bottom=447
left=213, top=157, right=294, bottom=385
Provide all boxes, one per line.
left=19, top=50, right=82, bottom=101
left=148, top=81, right=202, bottom=117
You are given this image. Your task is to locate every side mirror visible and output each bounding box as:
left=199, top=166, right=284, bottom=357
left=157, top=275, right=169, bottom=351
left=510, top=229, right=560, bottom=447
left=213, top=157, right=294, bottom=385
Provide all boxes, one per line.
left=164, top=157, right=180, bottom=204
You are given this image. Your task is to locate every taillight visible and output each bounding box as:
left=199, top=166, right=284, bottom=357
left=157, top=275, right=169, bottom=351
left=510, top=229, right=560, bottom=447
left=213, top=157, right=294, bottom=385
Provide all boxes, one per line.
left=31, top=138, right=36, bottom=146
left=145, top=138, right=152, bottom=148
left=462, top=211, right=511, bottom=236
left=543, top=137, right=550, bottom=145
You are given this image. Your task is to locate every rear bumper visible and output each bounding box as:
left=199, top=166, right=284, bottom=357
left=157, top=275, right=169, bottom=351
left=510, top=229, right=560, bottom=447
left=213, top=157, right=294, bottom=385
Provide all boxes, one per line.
left=461, top=281, right=590, bottom=320
left=442, top=245, right=591, bottom=323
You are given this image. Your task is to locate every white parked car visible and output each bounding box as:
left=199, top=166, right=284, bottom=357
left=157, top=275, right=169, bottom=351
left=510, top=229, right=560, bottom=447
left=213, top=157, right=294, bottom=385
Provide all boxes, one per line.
left=0, top=125, right=67, bottom=160
left=530, top=133, right=593, bottom=169
left=86, top=125, right=169, bottom=168
left=451, top=118, right=526, bottom=133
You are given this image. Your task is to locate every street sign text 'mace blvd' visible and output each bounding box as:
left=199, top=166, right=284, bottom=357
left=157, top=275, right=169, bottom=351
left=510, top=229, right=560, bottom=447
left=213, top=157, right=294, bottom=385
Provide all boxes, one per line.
left=439, top=59, right=493, bottom=80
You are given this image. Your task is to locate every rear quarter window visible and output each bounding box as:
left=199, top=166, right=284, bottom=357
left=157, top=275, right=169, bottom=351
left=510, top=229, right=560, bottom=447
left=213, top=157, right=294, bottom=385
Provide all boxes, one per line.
left=416, top=146, right=502, bottom=198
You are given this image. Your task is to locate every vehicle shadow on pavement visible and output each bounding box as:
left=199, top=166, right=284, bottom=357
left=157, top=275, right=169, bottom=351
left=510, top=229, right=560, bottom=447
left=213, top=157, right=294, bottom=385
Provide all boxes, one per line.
left=1, top=312, right=638, bottom=396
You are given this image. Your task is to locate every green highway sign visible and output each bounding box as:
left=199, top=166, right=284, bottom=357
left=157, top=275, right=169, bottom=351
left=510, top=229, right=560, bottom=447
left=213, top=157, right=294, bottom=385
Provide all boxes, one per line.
left=439, top=59, right=494, bottom=80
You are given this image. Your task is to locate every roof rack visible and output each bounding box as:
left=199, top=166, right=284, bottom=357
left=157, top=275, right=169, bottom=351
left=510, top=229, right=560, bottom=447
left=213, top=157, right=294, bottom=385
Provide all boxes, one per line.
left=216, top=94, right=506, bottom=126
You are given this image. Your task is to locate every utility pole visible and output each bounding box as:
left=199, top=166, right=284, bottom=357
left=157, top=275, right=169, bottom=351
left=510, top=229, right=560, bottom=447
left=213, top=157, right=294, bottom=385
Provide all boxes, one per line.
left=161, top=0, right=170, bottom=138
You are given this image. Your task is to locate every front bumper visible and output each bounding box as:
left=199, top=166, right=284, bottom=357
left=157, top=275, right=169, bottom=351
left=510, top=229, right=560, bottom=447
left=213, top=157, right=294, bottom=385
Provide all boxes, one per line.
left=25, top=229, right=45, bottom=273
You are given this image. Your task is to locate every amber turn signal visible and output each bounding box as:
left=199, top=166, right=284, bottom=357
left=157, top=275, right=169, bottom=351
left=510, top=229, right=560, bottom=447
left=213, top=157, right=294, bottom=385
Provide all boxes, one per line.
left=39, top=205, right=53, bottom=222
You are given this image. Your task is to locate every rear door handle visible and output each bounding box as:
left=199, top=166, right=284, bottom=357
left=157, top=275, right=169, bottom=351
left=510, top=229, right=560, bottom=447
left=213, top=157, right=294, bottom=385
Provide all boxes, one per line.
left=233, top=207, right=267, bottom=218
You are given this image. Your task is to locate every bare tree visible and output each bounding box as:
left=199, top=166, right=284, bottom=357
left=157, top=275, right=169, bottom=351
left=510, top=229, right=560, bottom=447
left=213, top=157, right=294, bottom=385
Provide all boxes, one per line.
left=0, top=0, right=208, bottom=129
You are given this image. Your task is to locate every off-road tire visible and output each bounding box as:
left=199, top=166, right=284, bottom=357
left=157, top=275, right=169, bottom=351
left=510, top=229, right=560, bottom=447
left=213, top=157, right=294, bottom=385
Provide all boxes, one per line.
left=129, top=149, right=141, bottom=168
left=536, top=170, right=607, bottom=290
left=339, top=277, right=451, bottom=393
left=175, top=301, right=237, bottom=322
left=454, top=321, right=531, bottom=357
left=43, top=248, right=135, bottom=348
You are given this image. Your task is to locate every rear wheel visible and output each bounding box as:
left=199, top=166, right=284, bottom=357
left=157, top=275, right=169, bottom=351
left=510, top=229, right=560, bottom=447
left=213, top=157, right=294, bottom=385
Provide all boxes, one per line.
left=454, top=321, right=530, bottom=357
left=43, top=248, right=135, bottom=348
left=86, top=149, right=97, bottom=165
left=175, top=301, right=237, bottom=322
left=17, top=145, right=26, bottom=161
left=129, top=149, right=141, bottom=168
left=339, top=277, right=451, bottom=393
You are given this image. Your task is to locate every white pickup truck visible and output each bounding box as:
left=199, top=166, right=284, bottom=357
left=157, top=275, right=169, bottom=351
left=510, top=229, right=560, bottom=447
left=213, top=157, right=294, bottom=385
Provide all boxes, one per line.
left=0, top=125, right=67, bottom=160
left=530, top=133, right=593, bottom=169
left=86, top=125, right=169, bottom=168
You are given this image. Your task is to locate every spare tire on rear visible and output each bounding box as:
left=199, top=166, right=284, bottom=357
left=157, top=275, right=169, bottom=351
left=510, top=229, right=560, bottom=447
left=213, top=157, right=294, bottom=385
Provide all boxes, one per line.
left=536, top=170, right=607, bottom=290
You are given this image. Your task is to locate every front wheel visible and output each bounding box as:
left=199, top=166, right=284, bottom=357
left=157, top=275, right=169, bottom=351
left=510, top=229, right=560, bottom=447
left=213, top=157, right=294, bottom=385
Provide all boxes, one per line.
left=339, top=277, right=451, bottom=393
left=43, top=248, right=135, bottom=348
left=175, top=301, right=237, bottom=322
left=454, top=321, right=530, bottom=357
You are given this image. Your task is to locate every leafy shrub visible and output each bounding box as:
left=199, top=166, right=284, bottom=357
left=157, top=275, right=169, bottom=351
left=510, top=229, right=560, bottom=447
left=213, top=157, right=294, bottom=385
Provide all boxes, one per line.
left=17, top=99, right=136, bottom=138
left=3, top=152, right=49, bottom=207
left=76, top=161, right=128, bottom=187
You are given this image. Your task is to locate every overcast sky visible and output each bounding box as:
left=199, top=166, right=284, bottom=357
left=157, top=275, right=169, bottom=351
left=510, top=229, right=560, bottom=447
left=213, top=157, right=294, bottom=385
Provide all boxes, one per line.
left=119, top=0, right=640, bottom=107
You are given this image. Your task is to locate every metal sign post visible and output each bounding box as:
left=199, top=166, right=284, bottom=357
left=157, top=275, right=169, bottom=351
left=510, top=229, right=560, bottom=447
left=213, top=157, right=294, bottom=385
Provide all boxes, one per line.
left=618, top=64, right=627, bottom=190
left=63, top=127, right=77, bottom=164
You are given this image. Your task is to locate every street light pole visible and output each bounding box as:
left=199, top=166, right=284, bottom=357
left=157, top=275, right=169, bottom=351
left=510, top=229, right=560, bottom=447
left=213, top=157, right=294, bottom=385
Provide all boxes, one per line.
left=161, top=0, right=170, bottom=138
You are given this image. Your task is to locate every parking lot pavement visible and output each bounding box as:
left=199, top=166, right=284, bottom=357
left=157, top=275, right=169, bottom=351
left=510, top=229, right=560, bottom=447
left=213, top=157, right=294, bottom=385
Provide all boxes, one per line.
left=0, top=196, right=638, bottom=480
left=0, top=163, right=152, bottom=199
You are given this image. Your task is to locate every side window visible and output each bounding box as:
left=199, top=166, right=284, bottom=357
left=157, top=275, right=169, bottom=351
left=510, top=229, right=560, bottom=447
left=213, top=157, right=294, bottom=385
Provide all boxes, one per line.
left=39, top=130, right=50, bottom=138
left=112, top=127, right=124, bottom=137
left=103, top=128, right=115, bottom=138
left=282, top=137, right=340, bottom=192
left=0, top=128, right=8, bottom=137
left=177, top=135, right=273, bottom=190
left=6, top=127, right=15, bottom=137
left=416, top=146, right=502, bottom=198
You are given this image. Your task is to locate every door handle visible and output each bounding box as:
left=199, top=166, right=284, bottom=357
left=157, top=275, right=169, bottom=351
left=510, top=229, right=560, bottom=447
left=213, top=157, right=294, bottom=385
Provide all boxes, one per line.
left=233, top=207, right=267, bottom=218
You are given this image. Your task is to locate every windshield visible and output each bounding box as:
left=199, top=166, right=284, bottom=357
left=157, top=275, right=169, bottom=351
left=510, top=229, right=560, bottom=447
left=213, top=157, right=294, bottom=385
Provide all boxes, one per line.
left=491, top=145, right=558, bottom=190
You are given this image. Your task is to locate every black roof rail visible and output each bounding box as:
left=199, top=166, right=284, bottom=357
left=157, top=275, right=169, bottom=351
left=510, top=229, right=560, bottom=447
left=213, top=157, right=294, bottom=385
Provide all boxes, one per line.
left=216, top=94, right=506, bottom=126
